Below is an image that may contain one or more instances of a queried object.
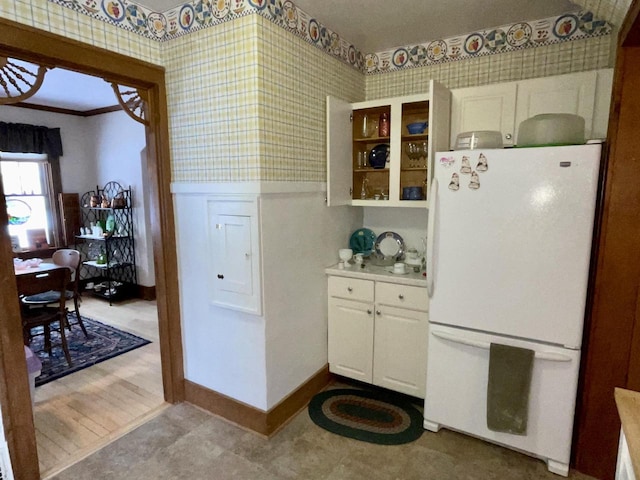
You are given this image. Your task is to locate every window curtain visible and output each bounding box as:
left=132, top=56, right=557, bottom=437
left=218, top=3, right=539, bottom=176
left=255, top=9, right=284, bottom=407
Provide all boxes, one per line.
left=0, top=122, right=63, bottom=156
left=0, top=121, right=64, bottom=247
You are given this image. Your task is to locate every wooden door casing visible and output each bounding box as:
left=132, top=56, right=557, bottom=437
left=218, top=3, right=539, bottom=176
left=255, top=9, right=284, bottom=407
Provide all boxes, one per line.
left=0, top=18, right=185, bottom=479
left=573, top=2, right=640, bottom=478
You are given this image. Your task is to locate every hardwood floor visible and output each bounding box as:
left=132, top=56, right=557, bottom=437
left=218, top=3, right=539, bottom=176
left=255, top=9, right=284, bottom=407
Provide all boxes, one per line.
left=32, top=296, right=166, bottom=479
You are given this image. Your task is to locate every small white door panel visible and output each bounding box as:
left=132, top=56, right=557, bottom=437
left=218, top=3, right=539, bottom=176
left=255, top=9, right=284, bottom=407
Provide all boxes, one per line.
left=208, top=196, right=262, bottom=315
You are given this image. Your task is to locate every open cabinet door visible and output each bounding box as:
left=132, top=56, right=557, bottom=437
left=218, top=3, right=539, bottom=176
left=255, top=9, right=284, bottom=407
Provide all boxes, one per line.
left=58, top=193, right=80, bottom=247
left=326, top=96, right=353, bottom=206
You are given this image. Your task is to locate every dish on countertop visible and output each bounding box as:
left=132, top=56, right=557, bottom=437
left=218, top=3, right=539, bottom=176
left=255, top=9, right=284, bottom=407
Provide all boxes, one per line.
left=375, top=231, right=405, bottom=260
left=349, top=228, right=376, bottom=255
left=385, top=267, right=410, bottom=275
left=368, top=144, right=390, bottom=169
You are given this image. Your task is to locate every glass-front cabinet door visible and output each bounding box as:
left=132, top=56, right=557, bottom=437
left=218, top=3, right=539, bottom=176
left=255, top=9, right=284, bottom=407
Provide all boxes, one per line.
left=327, top=80, right=450, bottom=208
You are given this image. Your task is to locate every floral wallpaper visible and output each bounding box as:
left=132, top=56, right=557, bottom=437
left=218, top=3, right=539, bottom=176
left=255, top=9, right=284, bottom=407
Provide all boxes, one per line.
left=49, top=0, right=611, bottom=75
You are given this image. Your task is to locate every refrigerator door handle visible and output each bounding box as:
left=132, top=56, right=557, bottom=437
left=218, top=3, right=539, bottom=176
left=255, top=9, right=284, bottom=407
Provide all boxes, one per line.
left=431, top=330, right=573, bottom=362
left=426, top=177, right=438, bottom=297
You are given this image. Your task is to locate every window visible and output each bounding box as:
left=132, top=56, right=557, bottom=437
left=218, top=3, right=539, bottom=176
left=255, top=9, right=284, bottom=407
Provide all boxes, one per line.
left=1, top=153, right=58, bottom=251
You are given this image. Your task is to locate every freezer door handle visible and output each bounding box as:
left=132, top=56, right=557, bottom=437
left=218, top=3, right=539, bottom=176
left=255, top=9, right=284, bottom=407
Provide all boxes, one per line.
left=426, top=177, right=438, bottom=297
left=431, top=330, right=573, bottom=362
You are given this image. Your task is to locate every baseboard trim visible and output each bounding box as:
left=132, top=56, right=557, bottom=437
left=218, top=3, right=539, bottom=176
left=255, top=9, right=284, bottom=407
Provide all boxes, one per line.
left=184, top=365, right=331, bottom=436
left=136, top=284, right=156, bottom=300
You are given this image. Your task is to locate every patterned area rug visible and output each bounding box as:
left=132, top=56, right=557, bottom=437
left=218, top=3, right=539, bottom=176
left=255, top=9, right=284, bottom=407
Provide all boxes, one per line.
left=308, top=388, right=424, bottom=445
left=28, top=313, right=151, bottom=387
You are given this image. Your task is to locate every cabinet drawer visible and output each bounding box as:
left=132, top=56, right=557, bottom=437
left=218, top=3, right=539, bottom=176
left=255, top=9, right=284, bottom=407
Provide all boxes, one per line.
left=328, top=276, right=374, bottom=303
left=375, top=282, right=428, bottom=311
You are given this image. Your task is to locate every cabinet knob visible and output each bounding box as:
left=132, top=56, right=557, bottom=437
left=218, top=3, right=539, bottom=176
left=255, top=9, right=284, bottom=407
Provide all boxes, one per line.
left=505, top=133, right=512, bottom=140
left=367, top=309, right=372, bottom=315
left=217, top=274, right=224, bottom=279
left=376, top=310, right=381, bottom=315
left=347, top=287, right=353, bottom=292
left=398, top=294, right=404, bottom=300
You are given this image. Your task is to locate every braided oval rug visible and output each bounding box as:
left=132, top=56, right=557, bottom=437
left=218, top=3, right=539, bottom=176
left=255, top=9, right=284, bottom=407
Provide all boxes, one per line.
left=308, top=388, right=423, bottom=445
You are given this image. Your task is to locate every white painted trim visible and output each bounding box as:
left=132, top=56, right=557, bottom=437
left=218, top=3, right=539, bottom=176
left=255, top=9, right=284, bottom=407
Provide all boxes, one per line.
left=171, top=182, right=327, bottom=195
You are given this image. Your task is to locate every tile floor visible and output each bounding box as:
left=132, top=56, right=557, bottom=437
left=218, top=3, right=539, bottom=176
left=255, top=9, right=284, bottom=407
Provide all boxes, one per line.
left=52, top=398, right=597, bottom=480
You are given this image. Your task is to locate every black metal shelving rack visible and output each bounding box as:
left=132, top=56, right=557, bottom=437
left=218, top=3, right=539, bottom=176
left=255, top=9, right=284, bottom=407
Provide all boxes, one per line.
left=76, top=181, right=137, bottom=305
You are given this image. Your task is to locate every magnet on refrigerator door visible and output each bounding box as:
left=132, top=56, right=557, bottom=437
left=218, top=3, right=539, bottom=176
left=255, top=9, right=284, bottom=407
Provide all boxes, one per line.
left=460, top=156, right=472, bottom=174
left=476, top=153, right=488, bottom=172
left=469, top=171, right=480, bottom=190
left=449, top=172, right=460, bottom=191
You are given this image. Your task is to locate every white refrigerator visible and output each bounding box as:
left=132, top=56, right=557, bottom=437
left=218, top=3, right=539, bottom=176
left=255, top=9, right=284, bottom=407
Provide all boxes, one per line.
left=423, top=144, right=601, bottom=477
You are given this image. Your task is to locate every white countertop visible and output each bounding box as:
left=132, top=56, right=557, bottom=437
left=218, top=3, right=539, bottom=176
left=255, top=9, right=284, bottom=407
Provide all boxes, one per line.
left=325, top=263, right=428, bottom=287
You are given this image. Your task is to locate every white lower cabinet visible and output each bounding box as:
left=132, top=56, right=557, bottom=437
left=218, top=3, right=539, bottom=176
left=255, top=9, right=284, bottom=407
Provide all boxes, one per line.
left=327, top=275, right=428, bottom=398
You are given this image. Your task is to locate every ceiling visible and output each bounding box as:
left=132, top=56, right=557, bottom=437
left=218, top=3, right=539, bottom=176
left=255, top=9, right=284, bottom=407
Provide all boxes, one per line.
left=20, top=0, right=586, bottom=111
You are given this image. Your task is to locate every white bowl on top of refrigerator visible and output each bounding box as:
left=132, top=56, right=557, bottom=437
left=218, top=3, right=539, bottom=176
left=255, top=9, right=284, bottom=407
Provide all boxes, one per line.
left=454, top=131, right=503, bottom=150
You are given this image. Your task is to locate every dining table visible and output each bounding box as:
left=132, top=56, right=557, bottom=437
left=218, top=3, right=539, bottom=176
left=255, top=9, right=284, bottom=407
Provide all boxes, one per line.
left=14, top=262, right=60, bottom=276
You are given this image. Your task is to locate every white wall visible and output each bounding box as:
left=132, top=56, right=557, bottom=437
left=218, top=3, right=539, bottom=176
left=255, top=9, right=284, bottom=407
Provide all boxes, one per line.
left=173, top=185, right=361, bottom=410
left=262, top=193, right=361, bottom=408
left=0, top=105, right=95, bottom=194
left=363, top=207, right=428, bottom=256
left=85, top=111, right=155, bottom=287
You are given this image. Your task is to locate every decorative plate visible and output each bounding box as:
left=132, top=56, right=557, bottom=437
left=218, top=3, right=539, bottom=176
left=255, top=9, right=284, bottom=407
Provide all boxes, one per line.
left=282, top=0, right=297, bottom=28
left=368, top=144, right=390, bottom=169
left=308, top=19, right=320, bottom=43
left=392, top=48, right=409, bottom=68
left=6, top=199, right=32, bottom=225
left=507, top=22, right=532, bottom=47
left=194, top=0, right=213, bottom=25
left=179, top=4, right=195, bottom=29
left=80, top=0, right=99, bottom=14
left=447, top=37, right=462, bottom=59
left=349, top=228, right=377, bottom=256
left=485, top=29, right=506, bottom=53
left=375, top=231, right=405, bottom=260
left=365, top=53, right=379, bottom=73
left=320, top=27, right=331, bottom=49
left=101, top=0, right=125, bottom=22
left=248, top=0, right=267, bottom=10
left=267, top=0, right=283, bottom=21
left=212, top=0, right=230, bottom=19
left=578, top=12, right=608, bottom=36
left=148, top=12, right=167, bottom=38
left=125, top=4, right=148, bottom=32
left=348, top=45, right=357, bottom=65
left=553, top=14, right=579, bottom=39
left=409, top=45, right=427, bottom=65
left=426, top=40, right=446, bottom=62
left=330, top=33, right=340, bottom=55
left=232, top=0, right=246, bottom=14
left=532, top=21, right=551, bottom=43
left=463, top=33, right=484, bottom=55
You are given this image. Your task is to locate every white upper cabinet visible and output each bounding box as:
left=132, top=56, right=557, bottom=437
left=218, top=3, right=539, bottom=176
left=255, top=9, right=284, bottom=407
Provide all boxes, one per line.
left=450, top=83, right=517, bottom=148
left=450, top=69, right=613, bottom=148
left=514, top=71, right=597, bottom=143
left=327, top=80, right=450, bottom=208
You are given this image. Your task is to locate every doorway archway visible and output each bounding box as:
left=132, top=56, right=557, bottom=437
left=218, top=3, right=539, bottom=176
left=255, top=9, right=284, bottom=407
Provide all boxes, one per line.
left=0, top=18, right=184, bottom=480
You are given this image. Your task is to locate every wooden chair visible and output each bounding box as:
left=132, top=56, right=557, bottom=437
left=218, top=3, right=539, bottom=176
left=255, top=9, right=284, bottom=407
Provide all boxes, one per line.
left=21, top=249, right=88, bottom=337
left=17, top=267, right=73, bottom=366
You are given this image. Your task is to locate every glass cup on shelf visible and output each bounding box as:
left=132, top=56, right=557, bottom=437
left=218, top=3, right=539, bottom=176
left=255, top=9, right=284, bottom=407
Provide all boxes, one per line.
left=421, top=142, right=429, bottom=168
